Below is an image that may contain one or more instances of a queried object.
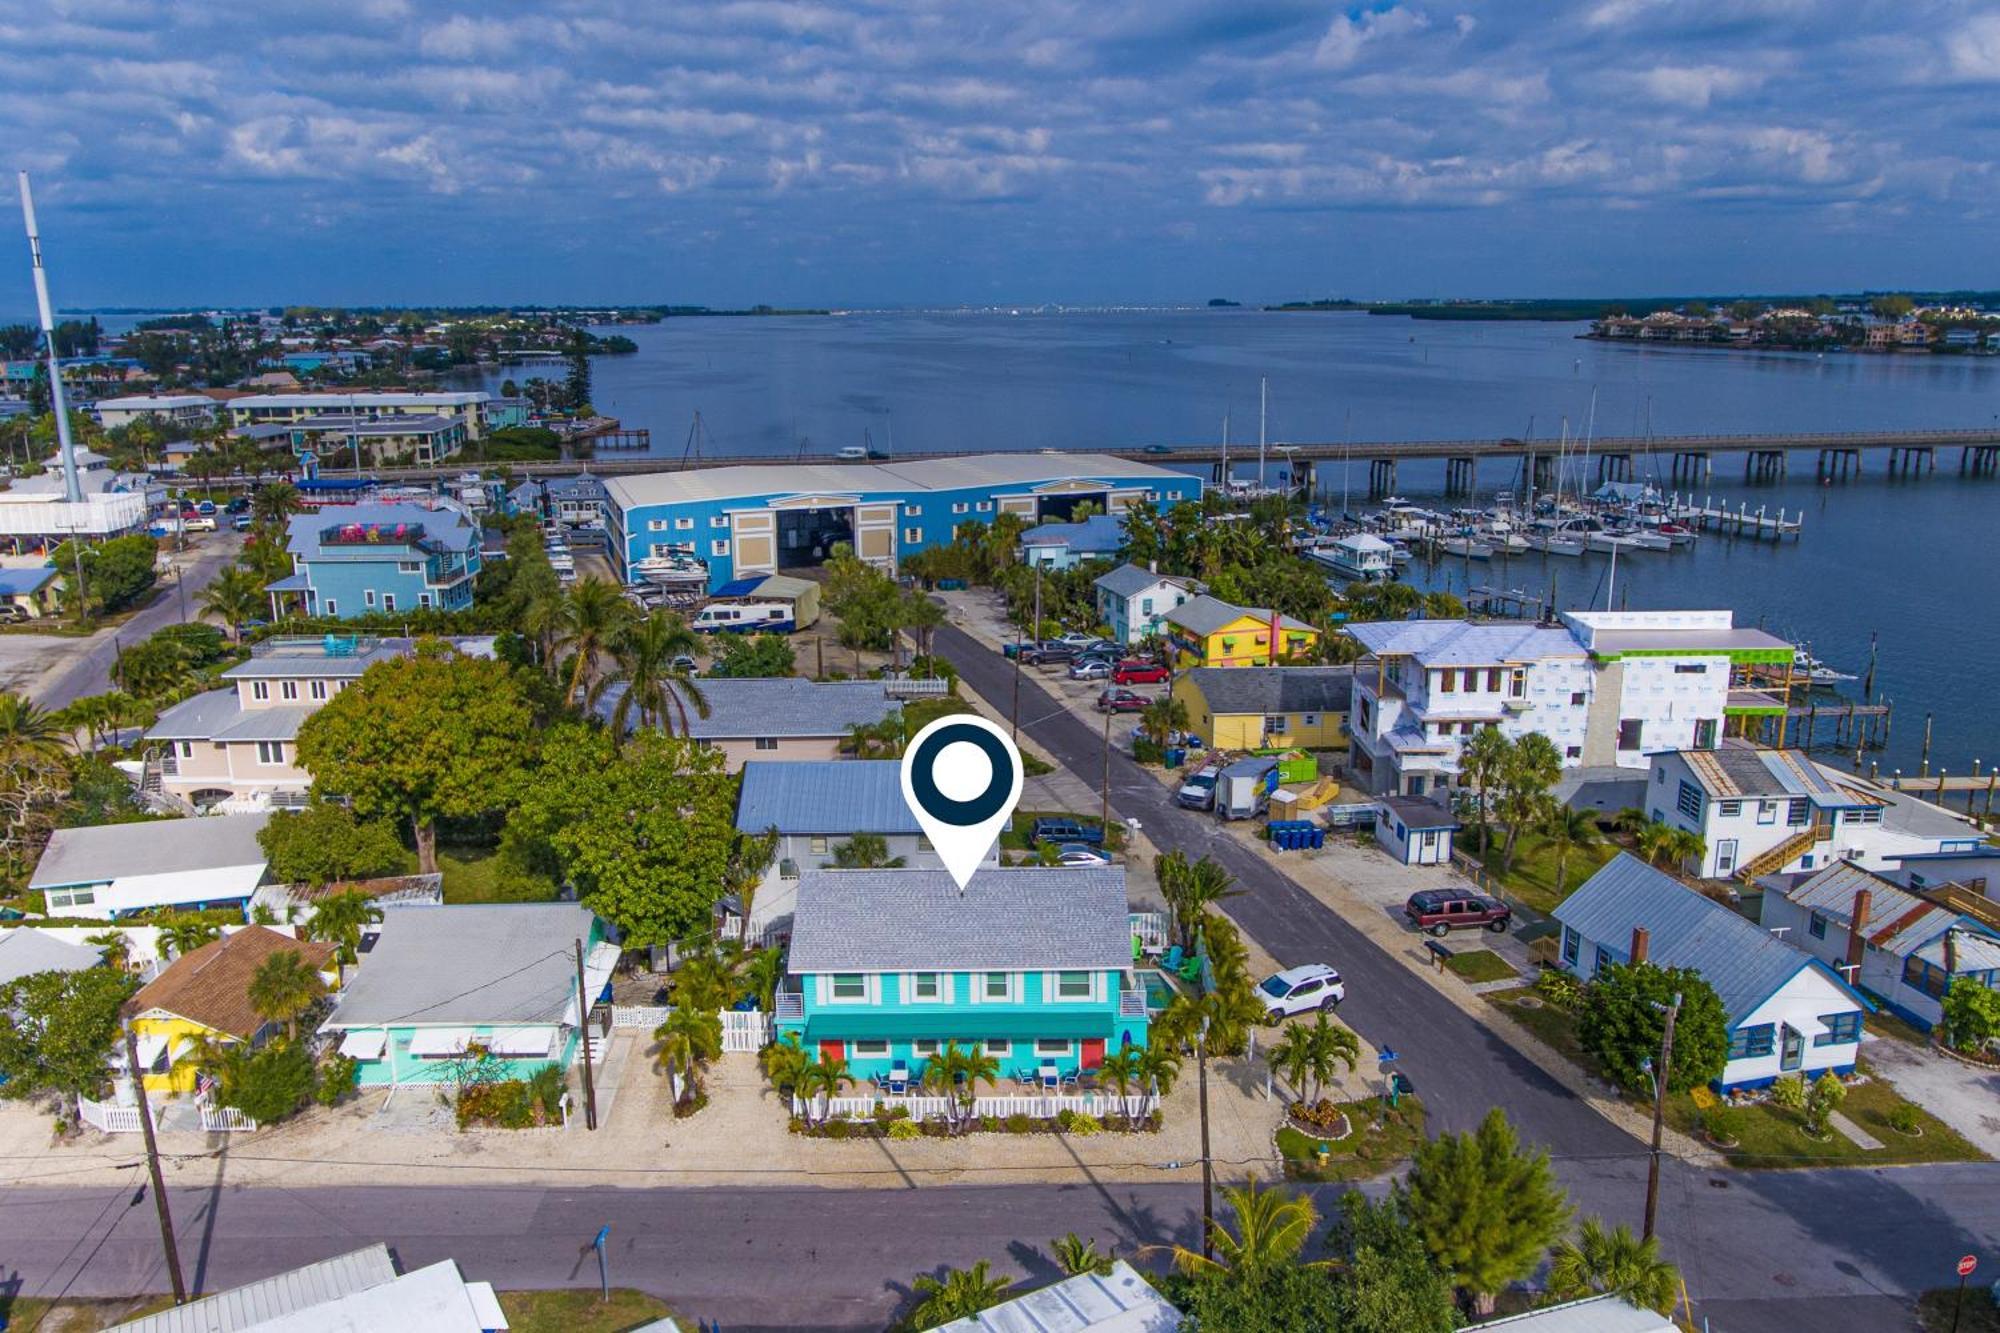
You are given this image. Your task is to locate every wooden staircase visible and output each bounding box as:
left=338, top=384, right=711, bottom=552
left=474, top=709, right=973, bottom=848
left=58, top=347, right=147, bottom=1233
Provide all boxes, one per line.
left=1737, top=823, right=1830, bottom=883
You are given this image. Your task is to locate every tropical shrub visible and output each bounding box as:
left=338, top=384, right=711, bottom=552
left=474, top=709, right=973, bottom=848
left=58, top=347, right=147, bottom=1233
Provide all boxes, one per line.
left=314, top=1054, right=359, bottom=1107
left=1886, top=1102, right=1922, bottom=1136
left=1801, top=1071, right=1846, bottom=1136
left=1534, top=967, right=1585, bottom=1011
left=887, top=1119, right=923, bottom=1140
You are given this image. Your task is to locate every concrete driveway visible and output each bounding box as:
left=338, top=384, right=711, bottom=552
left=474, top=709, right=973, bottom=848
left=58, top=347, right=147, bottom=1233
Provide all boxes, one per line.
left=1863, top=1030, right=2000, bottom=1157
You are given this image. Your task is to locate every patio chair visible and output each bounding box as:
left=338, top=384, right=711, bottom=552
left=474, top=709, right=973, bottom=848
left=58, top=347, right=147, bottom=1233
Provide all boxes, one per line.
left=1161, top=945, right=1185, bottom=973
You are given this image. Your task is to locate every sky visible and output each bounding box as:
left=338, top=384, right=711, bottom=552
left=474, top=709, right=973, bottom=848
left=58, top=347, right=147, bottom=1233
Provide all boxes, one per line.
left=4, top=0, right=1999, bottom=309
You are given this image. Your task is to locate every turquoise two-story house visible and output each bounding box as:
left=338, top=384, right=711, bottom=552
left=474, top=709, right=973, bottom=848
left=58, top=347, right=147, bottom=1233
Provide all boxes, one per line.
left=775, top=866, right=1150, bottom=1081
left=270, top=502, right=482, bottom=620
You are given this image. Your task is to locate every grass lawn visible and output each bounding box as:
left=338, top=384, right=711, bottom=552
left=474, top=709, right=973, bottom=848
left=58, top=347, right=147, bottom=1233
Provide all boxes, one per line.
left=439, top=844, right=558, bottom=904
left=1481, top=987, right=1588, bottom=1064
left=1917, top=1287, right=2000, bottom=1333
left=1474, top=834, right=1618, bottom=915
left=0, top=1295, right=177, bottom=1329
left=1000, top=810, right=1127, bottom=855
left=1277, top=1097, right=1427, bottom=1183
left=1443, top=949, right=1519, bottom=984
left=496, top=1289, right=681, bottom=1333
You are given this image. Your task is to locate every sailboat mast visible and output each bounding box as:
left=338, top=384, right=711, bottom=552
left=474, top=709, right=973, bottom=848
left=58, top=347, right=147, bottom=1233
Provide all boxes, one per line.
left=17, top=173, right=81, bottom=504
left=1257, top=376, right=1268, bottom=494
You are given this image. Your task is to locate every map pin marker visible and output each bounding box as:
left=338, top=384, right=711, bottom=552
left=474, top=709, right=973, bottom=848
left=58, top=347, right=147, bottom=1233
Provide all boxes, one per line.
left=901, top=713, right=1024, bottom=892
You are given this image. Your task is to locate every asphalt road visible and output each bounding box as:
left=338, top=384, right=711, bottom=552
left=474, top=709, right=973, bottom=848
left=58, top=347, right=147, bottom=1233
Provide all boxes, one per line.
left=29, top=532, right=243, bottom=710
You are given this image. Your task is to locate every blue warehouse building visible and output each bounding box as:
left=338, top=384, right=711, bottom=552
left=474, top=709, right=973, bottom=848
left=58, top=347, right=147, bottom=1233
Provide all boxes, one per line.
left=269, top=502, right=483, bottom=620
left=601, top=453, right=1201, bottom=589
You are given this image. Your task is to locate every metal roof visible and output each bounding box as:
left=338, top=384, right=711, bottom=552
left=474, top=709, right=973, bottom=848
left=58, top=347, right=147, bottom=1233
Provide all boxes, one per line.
left=1471, top=1294, right=1675, bottom=1333
left=108, top=1244, right=399, bottom=1333
left=1020, top=514, right=1124, bottom=551
left=214, top=706, right=314, bottom=743
left=320, top=903, right=608, bottom=1029
left=1163, top=594, right=1314, bottom=638
left=1344, top=619, right=1584, bottom=667
left=787, top=867, right=1130, bottom=975
left=285, top=502, right=478, bottom=557
left=1553, top=853, right=1861, bottom=1022
left=933, top=1260, right=1181, bottom=1332
left=145, top=687, right=242, bottom=741
left=1378, top=795, right=1457, bottom=829
left=221, top=635, right=494, bottom=680
left=1092, top=562, right=1196, bottom=600
left=602, top=453, right=1186, bottom=510
left=632, top=677, right=900, bottom=740
left=736, top=760, right=920, bottom=835
left=0, top=929, right=102, bottom=987
left=1182, top=666, right=1353, bottom=717
left=1679, top=745, right=1860, bottom=805
left=30, top=813, right=272, bottom=889
left=0, top=566, right=56, bottom=595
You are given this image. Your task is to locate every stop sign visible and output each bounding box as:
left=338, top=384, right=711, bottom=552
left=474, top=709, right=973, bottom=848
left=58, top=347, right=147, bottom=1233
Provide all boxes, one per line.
left=1959, top=1255, right=1978, bottom=1278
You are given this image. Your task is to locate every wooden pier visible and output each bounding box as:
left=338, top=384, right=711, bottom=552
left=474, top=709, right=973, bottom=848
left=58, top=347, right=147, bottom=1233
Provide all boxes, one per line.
left=1665, top=495, right=1802, bottom=541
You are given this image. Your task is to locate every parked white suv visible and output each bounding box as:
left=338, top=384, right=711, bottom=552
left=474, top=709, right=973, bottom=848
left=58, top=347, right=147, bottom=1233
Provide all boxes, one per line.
left=1255, top=964, right=1346, bottom=1019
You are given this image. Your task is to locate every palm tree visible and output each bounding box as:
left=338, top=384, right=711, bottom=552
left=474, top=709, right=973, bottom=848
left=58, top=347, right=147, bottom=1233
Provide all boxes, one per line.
left=1499, top=731, right=1564, bottom=870
left=1270, top=1024, right=1319, bottom=1105
left=906, top=1262, right=1013, bottom=1328
left=1133, top=1044, right=1181, bottom=1122
left=0, top=692, right=65, bottom=765
left=1271, top=1010, right=1359, bottom=1104
left=1611, top=806, right=1651, bottom=835
left=831, top=833, right=907, bottom=869
left=247, top=947, right=326, bottom=1042
left=922, top=1040, right=997, bottom=1134
left=1665, top=826, right=1706, bottom=874
left=155, top=918, right=221, bottom=961
left=1098, top=1047, right=1142, bottom=1127
left=1635, top=820, right=1678, bottom=868
left=1157, top=852, right=1241, bottom=951
left=250, top=481, right=303, bottom=528
left=609, top=611, right=707, bottom=737
left=1168, top=1175, right=1324, bottom=1279
left=1459, top=726, right=1513, bottom=853
left=1547, top=1217, right=1682, bottom=1316
left=86, top=929, right=132, bottom=971
left=1049, top=1233, right=1115, bottom=1278
left=798, top=1053, right=853, bottom=1127
left=1138, top=694, right=1189, bottom=749
left=1542, top=804, right=1604, bottom=897
left=303, top=889, right=383, bottom=975
left=655, top=1005, right=723, bottom=1105
left=900, top=592, right=947, bottom=670
left=199, top=566, right=266, bottom=645
left=739, top=946, right=786, bottom=1011
left=555, top=578, right=635, bottom=708
left=760, top=1033, right=812, bottom=1100
left=845, top=718, right=901, bottom=758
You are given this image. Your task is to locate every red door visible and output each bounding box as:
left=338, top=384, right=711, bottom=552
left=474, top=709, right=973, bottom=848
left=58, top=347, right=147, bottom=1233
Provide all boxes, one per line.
left=819, top=1040, right=845, bottom=1063
left=1081, top=1038, right=1105, bottom=1070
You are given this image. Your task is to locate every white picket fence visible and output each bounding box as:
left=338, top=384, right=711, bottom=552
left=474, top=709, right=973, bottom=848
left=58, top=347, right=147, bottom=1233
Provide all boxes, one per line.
left=198, top=1096, right=257, bottom=1132
left=792, top=1090, right=1148, bottom=1123
left=610, top=1006, right=772, bottom=1054
left=77, top=1095, right=141, bottom=1134
left=882, top=676, right=951, bottom=697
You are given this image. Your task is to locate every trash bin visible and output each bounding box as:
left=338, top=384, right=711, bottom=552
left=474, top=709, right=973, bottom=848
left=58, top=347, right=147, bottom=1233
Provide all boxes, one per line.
left=1164, top=747, right=1185, bottom=769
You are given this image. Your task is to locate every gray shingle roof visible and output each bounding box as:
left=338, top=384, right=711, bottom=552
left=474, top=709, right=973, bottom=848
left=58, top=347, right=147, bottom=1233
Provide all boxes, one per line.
left=648, top=677, right=900, bottom=740
left=146, top=687, right=242, bottom=741
left=736, top=761, right=919, bottom=835
left=1184, top=666, right=1352, bottom=717
left=1164, top=594, right=1314, bottom=638
left=322, top=903, right=602, bottom=1027
left=30, top=813, right=273, bottom=890
left=787, top=867, right=1130, bottom=974
left=1094, top=562, right=1198, bottom=601
left=1554, top=853, right=1858, bottom=1022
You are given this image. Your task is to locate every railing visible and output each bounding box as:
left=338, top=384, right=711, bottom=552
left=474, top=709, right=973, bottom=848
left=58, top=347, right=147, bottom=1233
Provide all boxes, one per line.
left=881, top=676, right=951, bottom=697
left=1129, top=911, right=1169, bottom=952
left=1736, top=824, right=1826, bottom=883
left=1119, top=989, right=1148, bottom=1018
left=611, top=1005, right=670, bottom=1028
left=775, top=992, right=804, bottom=1022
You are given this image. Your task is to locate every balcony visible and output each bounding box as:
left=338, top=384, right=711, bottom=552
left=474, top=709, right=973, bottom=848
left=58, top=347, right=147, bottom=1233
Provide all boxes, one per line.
left=1501, top=696, right=1532, bottom=712
left=774, top=990, right=804, bottom=1023
left=1119, top=989, right=1148, bottom=1019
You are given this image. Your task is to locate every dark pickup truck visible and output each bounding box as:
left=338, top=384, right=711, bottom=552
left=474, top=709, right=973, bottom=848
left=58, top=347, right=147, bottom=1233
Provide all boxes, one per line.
left=1026, top=816, right=1105, bottom=847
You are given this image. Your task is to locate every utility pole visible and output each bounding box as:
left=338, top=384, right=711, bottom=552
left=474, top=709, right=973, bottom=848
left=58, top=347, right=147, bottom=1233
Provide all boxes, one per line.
left=1100, top=705, right=1112, bottom=828
left=1643, top=992, right=1681, bottom=1243
left=122, top=1022, right=187, bottom=1304
left=573, top=939, right=598, bottom=1131
left=1011, top=649, right=1021, bottom=741
left=1197, top=1014, right=1214, bottom=1262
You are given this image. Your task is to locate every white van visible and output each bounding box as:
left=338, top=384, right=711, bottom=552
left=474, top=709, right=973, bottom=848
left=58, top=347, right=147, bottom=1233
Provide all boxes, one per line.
left=691, top=601, right=794, bottom=634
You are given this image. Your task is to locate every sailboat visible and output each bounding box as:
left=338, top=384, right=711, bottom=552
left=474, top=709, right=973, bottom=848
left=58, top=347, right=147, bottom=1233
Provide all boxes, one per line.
left=1529, top=421, right=1584, bottom=555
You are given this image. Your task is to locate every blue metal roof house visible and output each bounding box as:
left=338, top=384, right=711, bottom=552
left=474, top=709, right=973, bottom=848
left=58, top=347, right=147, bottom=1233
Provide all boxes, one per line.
left=727, top=759, right=996, bottom=945
left=272, top=502, right=482, bottom=620
left=601, top=454, right=1198, bottom=592
left=1554, top=853, right=1871, bottom=1091
left=1019, top=513, right=1126, bottom=570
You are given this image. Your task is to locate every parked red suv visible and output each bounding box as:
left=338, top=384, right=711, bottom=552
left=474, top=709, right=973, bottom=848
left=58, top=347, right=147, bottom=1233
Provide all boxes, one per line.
left=1403, top=889, right=1512, bottom=937
left=1112, top=659, right=1170, bottom=685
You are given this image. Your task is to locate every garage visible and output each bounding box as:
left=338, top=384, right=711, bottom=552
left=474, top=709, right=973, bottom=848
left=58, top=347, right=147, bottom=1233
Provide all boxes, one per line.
left=775, top=504, right=855, bottom=572
left=1035, top=489, right=1111, bottom=522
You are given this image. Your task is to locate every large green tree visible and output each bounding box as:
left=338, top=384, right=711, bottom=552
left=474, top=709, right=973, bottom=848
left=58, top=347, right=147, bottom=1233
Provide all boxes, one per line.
left=1327, top=1192, right=1463, bottom=1332
left=294, top=648, right=539, bottom=871
left=508, top=724, right=738, bottom=945
left=1395, top=1108, right=1571, bottom=1314
left=709, top=633, right=796, bottom=678
left=0, top=966, right=139, bottom=1116
left=258, top=801, right=411, bottom=886
left=1576, top=963, right=1729, bottom=1096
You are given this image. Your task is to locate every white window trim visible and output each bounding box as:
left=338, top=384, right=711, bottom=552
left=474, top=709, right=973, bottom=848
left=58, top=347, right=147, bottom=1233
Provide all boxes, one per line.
left=906, top=972, right=948, bottom=1004
left=711, top=539, right=730, bottom=557
left=1046, top=970, right=1097, bottom=1002
left=952, top=502, right=970, bottom=514
left=850, top=1039, right=890, bottom=1057
left=255, top=741, right=285, bottom=766
left=382, top=594, right=395, bottom=613
left=710, top=515, right=729, bottom=528
left=822, top=973, right=876, bottom=1004
left=983, top=1038, right=1011, bottom=1056
left=974, top=971, right=1015, bottom=1004
left=1034, top=1038, right=1073, bottom=1056
left=251, top=681, right=269, bottom=700
left=675, top=517, right=695, bottom=530
left=904, top=527, right=922, bottom=543
left=913, top=1039, right=941, bottom=1057
left=363, top=590, right=376, bottom=608
left=280, top=681, right=298, bottom=700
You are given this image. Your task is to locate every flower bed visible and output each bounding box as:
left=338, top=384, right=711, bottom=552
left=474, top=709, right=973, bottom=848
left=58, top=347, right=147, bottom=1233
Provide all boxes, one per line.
left=1284, top=1098, right=1353, bottom=1141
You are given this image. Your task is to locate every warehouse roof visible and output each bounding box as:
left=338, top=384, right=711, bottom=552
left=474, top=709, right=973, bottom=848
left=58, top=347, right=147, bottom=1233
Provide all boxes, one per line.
left=603, top=453, right=1189, bottom=510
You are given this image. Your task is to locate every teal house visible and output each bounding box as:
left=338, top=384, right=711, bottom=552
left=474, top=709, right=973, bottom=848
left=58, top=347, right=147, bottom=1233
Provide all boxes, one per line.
left=775, top=866, right=1150, bottom=1081
left=317, top=904, right=618, bottom=1088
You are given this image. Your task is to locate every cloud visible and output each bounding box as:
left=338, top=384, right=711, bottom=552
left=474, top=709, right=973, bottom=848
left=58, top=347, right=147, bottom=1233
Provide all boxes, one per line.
left=1315, top=5, right=1429, bottom=69
left=1636, top=64, right=1765, bottom=106
left=1945, top=15, right=2000, bottom=80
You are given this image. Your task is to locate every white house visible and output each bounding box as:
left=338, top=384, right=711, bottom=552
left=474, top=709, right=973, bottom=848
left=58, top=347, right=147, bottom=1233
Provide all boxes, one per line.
left=1886, top=845, right=2000, bottom=898
left=29, top=813, right=272, bottom=918
left=1092, top=563, right=1201, bottom=645
left=93, top=393, right=219, bottom=431
left=1374, top=795, right=1458, bottom=866
left=728, top=760, right=995, bottom=944
left=1758, top=861, right=2000, bottom=1032
left=110, top=1243, right=509, bottom=1333
left=1553, top=854, right=1869, bottom=1091
left=1647, top=743, right=1987, bottom=881
left=1344, top=610, right=1795, bottom=797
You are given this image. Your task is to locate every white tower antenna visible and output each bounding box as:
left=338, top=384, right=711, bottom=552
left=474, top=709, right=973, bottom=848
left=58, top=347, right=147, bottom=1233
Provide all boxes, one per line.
left=17, top=173, right=82, bottom=503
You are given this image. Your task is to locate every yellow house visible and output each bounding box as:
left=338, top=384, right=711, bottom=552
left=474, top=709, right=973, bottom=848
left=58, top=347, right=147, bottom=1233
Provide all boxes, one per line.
left=1163, top=594, right=1320, bottom=669
left=1173, top=666, right=1353, bottom=752
left=127, top=926, right=339, bottom=1095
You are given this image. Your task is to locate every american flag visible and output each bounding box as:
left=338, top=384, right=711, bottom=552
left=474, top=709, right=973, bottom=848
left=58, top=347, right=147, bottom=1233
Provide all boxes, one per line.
left=196, top=1072, right=217, bottom=1097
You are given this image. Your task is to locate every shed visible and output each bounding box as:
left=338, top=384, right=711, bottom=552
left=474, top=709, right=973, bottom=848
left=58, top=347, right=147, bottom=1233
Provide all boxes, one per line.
left=1374, top=795, right=1458, bottom=865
